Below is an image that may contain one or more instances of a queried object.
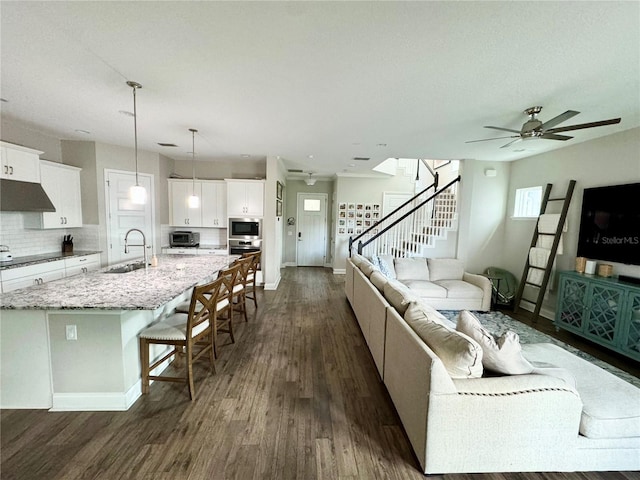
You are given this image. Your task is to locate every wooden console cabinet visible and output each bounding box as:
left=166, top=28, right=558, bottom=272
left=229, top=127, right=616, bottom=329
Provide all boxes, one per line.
left=555, top=271, right=640, bottom=361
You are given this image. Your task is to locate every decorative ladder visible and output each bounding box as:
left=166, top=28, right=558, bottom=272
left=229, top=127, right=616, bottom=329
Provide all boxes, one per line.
left=513, top=180, right=576, bottom=322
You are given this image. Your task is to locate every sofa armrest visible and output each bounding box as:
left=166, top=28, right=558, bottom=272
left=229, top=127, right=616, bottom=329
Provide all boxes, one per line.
left=422, top=375, right=583, bottom=473
left=462, top=272, right=492, bottom=311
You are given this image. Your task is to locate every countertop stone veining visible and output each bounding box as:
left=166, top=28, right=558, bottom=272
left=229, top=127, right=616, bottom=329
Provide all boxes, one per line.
left=0, top=251, right=102, bottom=271
left=0, top=254, right=237, bottom=310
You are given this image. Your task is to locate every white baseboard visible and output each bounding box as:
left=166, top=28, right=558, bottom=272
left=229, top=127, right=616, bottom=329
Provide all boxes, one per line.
left=51, top=389, right=138, bottom=411
left=516, top=300, right=555, bottom=321
left=264, top=274, right=281, bottom=291
left=283, top=262, right=297, bottom=267
left=333, top=268, right=346, bottom=275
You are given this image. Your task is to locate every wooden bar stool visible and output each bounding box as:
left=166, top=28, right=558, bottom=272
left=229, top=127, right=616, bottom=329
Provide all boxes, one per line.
left=241, top=250, right=261, bottom=308
left=139, top=278, right=221, bottom=400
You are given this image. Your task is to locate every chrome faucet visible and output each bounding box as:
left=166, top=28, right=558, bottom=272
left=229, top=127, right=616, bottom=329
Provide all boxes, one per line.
left=124, top=228, right=149, bottom=268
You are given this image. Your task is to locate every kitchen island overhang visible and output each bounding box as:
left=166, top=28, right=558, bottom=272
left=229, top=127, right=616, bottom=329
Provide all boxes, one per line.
left=0, top=254, right=237, bottom=411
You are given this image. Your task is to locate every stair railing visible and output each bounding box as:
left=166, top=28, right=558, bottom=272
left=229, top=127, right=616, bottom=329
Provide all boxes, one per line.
left=349, top=175, right=461, bottom=258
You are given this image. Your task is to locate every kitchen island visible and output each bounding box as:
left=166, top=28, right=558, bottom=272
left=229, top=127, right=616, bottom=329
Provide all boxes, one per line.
left=0, top=254, right=236, bottom=411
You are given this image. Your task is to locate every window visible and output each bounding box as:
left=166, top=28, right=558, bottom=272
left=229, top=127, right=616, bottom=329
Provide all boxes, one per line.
left=303, top=199, right=321, bottom=212
left=513, top=186, right=542, bottom=218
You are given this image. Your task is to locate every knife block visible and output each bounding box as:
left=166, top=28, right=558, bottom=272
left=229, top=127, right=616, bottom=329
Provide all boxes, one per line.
left=62, top=241, right=73, bottom=253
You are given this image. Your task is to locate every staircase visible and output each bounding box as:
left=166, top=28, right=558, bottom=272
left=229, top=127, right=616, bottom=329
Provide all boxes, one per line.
left=350, top=173, right=461, bottom=259
left=395, top=186, right=458, bottom=256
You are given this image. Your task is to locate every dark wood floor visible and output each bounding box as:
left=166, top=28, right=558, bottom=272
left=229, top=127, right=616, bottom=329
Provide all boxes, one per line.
left=1, top=268, right=639, bottom=480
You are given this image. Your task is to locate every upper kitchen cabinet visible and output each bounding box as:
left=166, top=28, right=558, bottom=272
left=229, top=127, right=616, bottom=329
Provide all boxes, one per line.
left=0, top=141, right=42, bottom=183
left=201, top=180, right=227, bottom=227
left=168, top=179, right=228, bottom=228
left=24, top=161, right=83, bottom=229
left=169, top=179, right=202, bottom=227
left=226, top=179, right=264, bottom=217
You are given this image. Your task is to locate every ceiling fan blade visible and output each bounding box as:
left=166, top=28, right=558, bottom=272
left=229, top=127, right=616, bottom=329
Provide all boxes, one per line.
left=540, top=133, right=573, bottom=141
left=465, top=135, right=519, bottom=144
left=539, top=110, right=580, bottom=130
left=545, top=118, right=621, bottom=134
left=484, top=126, right=521, bottom=134
left=500, top=138, right=522, bottom=149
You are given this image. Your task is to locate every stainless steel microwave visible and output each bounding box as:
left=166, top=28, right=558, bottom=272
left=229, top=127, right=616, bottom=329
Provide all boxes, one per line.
left=169, top=231, right=200, bottom=247
left=228, top=218, right=262, bottom=239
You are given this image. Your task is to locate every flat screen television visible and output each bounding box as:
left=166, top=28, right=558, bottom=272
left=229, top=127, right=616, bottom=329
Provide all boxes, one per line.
left=577, top=182, right=640, bottom=266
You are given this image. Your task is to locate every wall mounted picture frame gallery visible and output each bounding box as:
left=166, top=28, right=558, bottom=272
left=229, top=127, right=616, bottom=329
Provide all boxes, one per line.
left=337, top=202, right=380, bottom=236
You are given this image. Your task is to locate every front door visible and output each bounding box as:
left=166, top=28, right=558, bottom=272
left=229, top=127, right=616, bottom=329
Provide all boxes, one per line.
left=296, top=193, right=327, bottom=267
left=105, top=169, right=154, bottom=265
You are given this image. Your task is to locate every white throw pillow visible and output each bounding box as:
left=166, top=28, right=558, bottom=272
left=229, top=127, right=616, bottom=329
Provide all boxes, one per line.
left=456, top=310, right=534, bottom=375
left=405, top=303, right=483, bottom=379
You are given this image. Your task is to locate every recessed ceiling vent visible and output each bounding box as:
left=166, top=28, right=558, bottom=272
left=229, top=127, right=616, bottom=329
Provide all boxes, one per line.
left=288, top=169, right=304, bottom=173
left=352, top=157, right=370, bottom=161
left=158, top=143, right=178, bottom=147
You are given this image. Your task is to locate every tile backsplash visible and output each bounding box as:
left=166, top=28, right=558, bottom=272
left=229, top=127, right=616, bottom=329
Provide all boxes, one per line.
left=0, top=212, right=99, bottom=257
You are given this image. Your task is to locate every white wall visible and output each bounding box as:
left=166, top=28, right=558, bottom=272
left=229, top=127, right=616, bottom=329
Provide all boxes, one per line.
left=263, top=156, right=287, bottom=290
left=333, top=172, right=417, bottom=272
left=456, top=159, right=510, bottom=273
left=503, top=127, right=640, bottom=315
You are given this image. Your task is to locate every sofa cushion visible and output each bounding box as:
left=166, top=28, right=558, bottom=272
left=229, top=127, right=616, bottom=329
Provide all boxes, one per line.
left=404, top=300, right=455, bottom=329
left=377, top=254, right=396, bottom=279
left=394, top=257, right=430, bottom=281
left=351, top=253, right=365, bottom=267
left=361, top=262, right=378, bottom=278
left=427, top=258, right=464, bottom=281
left=405, top=304, right=483, bottom=379
left=523, top=343, right=640, bottom=439
left=369, top=271, right=388, bottom=292
left=434, top=280, right=484, bottom=299
left=402, top=280, right=447, bottom=298
left=383, top=280, right=418, bottom=315
left=456, top=310, right=534, bottom=375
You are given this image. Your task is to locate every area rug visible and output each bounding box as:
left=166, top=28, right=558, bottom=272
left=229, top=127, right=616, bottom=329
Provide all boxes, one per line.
left=440, top=310, right=640, bottom=388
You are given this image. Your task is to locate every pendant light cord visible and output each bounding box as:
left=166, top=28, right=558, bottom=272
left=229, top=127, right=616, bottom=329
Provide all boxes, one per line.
left=190, top=128, right=198, bottom=195
left=127, top=81, right=143, bottom=187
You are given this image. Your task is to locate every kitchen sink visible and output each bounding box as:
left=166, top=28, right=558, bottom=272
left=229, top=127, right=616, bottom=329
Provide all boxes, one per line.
left=104, top=262, right=147, bottom=274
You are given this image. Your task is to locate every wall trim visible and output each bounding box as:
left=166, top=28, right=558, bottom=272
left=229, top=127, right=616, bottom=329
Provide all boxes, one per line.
left=516, top=300, right=555, bottom=321
left=333, top=268, right=346, bottom=275
left=264, top=274, right=281, bottom=291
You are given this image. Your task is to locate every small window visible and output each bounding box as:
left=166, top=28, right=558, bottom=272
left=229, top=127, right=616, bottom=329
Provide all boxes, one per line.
left=513, top=186, right=542, bottom=218
left=303, top=199, right=321, bottom=212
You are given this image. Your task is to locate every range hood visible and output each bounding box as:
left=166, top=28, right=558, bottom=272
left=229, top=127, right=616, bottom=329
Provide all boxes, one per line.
left=0, top=179, right=56, bottom=212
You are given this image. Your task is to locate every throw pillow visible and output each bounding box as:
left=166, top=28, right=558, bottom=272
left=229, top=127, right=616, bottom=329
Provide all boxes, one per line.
left=378, top=254, right=397, bottom=279
left=404, top=304, right=483, bottom=379
left=369, top=271, right=388, bottom=292
left=456, top=310, right=534, bottom=375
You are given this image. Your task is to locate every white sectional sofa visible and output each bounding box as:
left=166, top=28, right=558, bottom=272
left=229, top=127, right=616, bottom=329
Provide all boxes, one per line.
left=345, top=255, right=640, bottom=474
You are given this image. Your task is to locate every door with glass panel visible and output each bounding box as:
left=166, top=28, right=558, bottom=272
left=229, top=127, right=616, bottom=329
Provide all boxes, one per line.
left=296, top=193, right=327, bottom=267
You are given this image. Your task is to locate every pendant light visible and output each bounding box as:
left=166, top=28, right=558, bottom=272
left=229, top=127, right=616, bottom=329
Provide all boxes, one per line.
left=187, top=128, right=200, bottom=209
left=126, top=81, right=147, bottom=205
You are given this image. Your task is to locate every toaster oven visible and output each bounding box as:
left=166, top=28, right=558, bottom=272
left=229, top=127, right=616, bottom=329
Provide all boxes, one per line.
left=169, top=231, right=200, bottom=247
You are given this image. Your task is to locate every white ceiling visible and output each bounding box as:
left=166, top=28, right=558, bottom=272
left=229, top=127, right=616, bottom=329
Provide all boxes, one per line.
left=1, top=1, right=638, bottom=177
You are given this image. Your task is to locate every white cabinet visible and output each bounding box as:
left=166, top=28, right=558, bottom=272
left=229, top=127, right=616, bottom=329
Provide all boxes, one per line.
left=162, top=247, right=198, bottom=255
left=24, top=161, right=83, bottom=229
left=0, top=142, right=42, bottom=183
left=168, top=179, right=227, bottom=228
left=169, top=180, right=201, bottom=227
left=226, top=179, right=264, bottom=217
left=64, top=254, right=101, bottom=277
left=201, top=181, right=227, bottom=227
left=1, top=260, right=66, bottom=293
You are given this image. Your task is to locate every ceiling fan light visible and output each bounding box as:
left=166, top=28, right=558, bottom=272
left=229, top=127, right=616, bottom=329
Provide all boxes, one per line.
left=129, top=184, right=147, bottom=205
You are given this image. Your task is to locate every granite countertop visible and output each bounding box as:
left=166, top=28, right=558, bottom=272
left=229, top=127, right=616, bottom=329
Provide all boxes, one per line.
left=0, top=251, right=102, bottom=271
left=0, top=254, right=237, bottom=311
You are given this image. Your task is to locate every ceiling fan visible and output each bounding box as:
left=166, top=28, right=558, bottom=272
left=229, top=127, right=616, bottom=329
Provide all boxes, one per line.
left=466, top=106, right=621, bottom=149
